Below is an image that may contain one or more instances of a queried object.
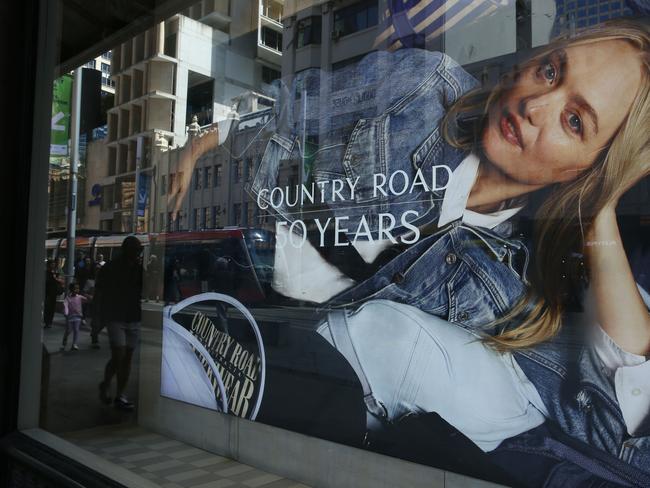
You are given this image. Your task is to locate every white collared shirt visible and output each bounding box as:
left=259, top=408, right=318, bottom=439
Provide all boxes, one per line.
left=438, top=153, right=523, bottom=229
left=589, top=284, right=650, bottom=436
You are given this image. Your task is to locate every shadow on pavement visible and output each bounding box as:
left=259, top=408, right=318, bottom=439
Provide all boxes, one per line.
left=41, top=313, right=140, bottom=434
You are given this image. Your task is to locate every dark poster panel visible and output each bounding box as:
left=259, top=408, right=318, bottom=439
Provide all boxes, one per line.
left=80, top=67, right=102, bottom=135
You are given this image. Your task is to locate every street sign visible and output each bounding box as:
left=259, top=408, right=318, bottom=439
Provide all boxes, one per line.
left=51, top=75, right=73, bottom=156
left=137, top=173, right=150, bottom=217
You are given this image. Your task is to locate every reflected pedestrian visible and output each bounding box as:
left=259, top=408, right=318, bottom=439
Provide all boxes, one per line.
left=76, top=256, right=94, bottom=292
left=145, top=254, right=161, bottom=301
left=44, top=259, right=63, bottom=329
left=164, top=258, right=182, bottom=303
left=61, top=282, right=87, bottom=351
left=96, top=236, right=143, bottom=410
left=90, top=263, right=106, bottom=349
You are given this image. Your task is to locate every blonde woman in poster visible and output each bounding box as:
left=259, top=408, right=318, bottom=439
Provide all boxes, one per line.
left=247, top=18, right=650, bottom=485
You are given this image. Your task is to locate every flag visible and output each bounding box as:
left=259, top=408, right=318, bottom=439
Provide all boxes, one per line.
left=374, top=0, right=513, bottom=50
left=137, top=174, right=150, bottom=217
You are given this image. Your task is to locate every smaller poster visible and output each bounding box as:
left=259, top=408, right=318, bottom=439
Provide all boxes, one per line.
left=161, top=293, right=265, bottom=420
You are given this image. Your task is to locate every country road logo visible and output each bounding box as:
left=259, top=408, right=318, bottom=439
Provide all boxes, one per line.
left=160, top=293, right=266, bottom=420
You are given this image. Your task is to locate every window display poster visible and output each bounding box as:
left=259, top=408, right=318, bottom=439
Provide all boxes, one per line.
left=160, top=14, right=650, bottom=488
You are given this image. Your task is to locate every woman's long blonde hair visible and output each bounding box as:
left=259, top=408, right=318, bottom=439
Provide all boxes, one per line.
left=442, top=19, right=650, bottom=351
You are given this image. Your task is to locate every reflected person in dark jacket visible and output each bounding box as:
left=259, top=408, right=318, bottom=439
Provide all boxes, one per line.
left=96, top=236, right=143, bottom=411
left=44, top=259, right=63, bottom=329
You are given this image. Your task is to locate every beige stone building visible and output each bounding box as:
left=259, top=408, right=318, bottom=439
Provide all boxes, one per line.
left=98, top=0, right=284, bottom=233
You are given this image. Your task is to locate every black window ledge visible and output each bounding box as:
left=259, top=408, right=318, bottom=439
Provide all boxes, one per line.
left=1, top=431, right=127, bottom=488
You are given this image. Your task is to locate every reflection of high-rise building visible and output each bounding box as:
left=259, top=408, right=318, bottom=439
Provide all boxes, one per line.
left=553, top=0, right=633, bottom=34
left=83, top=51, right=116, bottom=94
left=95, top=1, right=283, bottom=233
left=267, top=0, right=529, bottom=222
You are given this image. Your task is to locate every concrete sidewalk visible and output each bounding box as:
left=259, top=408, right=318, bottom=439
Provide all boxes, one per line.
left=41, top=314, right=310, bottom=487
left=41, top=313, right=140, bottom=434
left=62, top=424, right=310, bottom=488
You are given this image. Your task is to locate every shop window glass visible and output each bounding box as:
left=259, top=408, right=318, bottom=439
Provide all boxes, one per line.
left=262, top=65, right=281, bottom=84
left=20, top=2, right=650, bottom=487
left=204, top=166, right=212, bottom=188
left=234, top=160, right=242, bottom=182
left=194, top=168, right=202, bottom=190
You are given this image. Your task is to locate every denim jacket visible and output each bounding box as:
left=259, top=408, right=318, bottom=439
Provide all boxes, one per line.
left=251, top=48, right=649, bottom=482
left=251, top=48, right=478, bottom=238
left=251, top=48, right=530, bottom=326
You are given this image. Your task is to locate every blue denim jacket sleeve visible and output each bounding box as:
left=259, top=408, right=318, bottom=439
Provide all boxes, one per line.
left=511, top=315, right=650, bottom=477
left=492, top=422, right=650, bottom=488
left=249, top=49, right=479, bottom=239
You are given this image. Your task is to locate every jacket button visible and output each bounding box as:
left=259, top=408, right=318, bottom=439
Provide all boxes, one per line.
left=392, top=272, right=405, bottom=284
left=458, top=311, right=469, bottom=321
left=445, top=253, right=457, bottom=265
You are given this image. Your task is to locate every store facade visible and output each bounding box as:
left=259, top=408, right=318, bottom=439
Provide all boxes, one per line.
left=2, top=1, right=650, bottom=487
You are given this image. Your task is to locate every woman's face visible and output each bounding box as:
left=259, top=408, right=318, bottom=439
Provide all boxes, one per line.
left=482, top=39, right=643, bottom=185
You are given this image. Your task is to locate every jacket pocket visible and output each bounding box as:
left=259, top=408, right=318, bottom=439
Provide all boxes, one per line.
left=249, top=134, right=298, bottom=222
left=411, top=126, right=442, bottom=169
left=342, top=118, right=387, bottom=205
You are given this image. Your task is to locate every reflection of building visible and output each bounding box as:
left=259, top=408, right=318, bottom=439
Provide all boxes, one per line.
left=152, top=91, right=276, bottom=232
left=554, top=0, right=633, bottom=34
left=281, top=0, right=523, bottom=76
left=100, top=0, right=284, bottom=233
left=83, top=51, right=116, bottom=94
left=48, top=68, right=109, bottom=232
left=254, top=0, right=538, bottom=222
left=276, top=0, right=564, bottom=125
left=81, top=138, right=110, bottom=230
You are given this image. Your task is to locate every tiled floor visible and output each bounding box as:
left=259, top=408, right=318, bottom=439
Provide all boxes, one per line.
left=63, top=424, right=310, bottom=488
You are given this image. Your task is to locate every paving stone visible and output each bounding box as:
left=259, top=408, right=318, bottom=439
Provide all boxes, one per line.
left=142, top=459, right=185, bottom=472
left=190, top=457, right=230, bottom=468
left=242, top=474, right=283, bottom=487
left=165, top=469, right=210, bottom=482
left=189, top=480, right=236, bottom=488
